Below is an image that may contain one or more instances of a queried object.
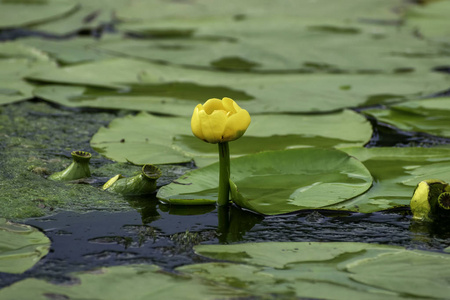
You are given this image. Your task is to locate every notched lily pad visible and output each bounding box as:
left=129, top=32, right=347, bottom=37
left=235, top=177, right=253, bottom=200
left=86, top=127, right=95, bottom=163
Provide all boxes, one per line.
left=157, top=148, right=373, bottom=213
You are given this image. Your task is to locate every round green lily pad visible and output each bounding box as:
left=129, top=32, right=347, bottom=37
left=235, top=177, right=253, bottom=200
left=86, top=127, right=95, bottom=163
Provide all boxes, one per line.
left=157, top=148, right=373, bottom=215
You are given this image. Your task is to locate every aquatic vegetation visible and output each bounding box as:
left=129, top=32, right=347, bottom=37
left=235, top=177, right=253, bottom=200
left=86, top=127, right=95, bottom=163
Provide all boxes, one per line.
left=91, top=110, right=372, bottom=167
left=157, top=148, right=373, bottom=213
left=411, top=179, right=450, bottom=221
left=1, top=242, right=450, bottom=299
left=103, top=164, right=161, bottom=196
left=191, top=97, right=251, bottom=144
left=364, top=97, right=450, bottom=138
left=1, top=0, right=450, bottom=297
left=191, top=97, right=250, bottom=206
left=0, top=218, right=50, bottom=274
left=48, top=150, right=92, bottom=181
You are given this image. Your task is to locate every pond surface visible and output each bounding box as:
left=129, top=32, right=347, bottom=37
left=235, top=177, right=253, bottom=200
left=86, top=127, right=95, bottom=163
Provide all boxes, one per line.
left=0, top=99, right=449, bottom=290
left=1, top=1, right=450, bottom=298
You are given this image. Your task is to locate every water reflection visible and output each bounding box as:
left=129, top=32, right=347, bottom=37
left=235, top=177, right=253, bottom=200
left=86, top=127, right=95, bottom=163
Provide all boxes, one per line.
left=218, top=205, right=264, bottom=243
left=410, top=219, right=450, bottom=249
left=126, top=194, right=264, bottom=243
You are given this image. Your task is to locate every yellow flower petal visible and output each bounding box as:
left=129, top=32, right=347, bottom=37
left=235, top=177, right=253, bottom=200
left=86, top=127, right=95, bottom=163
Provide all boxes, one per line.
left=203, top=98, right=224, bottom=114
left=222, top=97, right=237, bottom=114
left=191, top=104, right=204, bottom=140
left=222, top=109, right=251, bottom=141
left=410, top=181, right=432, bottom=221
left=198, top=109, right=227, bottom=143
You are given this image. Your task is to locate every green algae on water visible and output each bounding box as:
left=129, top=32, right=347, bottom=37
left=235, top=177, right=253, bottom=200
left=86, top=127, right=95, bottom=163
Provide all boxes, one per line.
left=0, top=101, right=134, bottom=220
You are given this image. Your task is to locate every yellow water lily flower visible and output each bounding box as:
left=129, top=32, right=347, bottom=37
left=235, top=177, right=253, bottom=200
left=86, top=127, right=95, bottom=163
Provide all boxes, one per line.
left=410, top=179, right=449, bottom=221
left=191, top=97, right=251, bottom=144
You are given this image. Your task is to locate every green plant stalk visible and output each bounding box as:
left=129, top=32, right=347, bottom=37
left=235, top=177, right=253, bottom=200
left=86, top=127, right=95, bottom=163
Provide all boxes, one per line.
left=48, top=150, right=91, bottom=181
left=217, top=142, right=230, bottom=206
left=103, top=164, right=161, bottom=196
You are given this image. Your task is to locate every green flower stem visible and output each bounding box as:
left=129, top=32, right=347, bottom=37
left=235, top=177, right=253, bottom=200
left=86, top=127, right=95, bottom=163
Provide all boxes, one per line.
left=218, top=142, right=230, bottom=206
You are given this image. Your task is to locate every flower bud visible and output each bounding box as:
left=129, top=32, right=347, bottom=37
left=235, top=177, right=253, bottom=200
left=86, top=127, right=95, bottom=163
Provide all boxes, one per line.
left=191, top=97, right=251, bottom=144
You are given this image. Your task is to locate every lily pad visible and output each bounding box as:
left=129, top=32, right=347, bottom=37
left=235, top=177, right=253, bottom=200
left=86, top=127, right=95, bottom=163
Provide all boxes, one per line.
left=101, top=20, right=450, bottom=73
left=116, top=0, right=405, bottom=23
left=30, top=58, right=450, bottom=114
left=363, top=97, right=450, bottom=138
left=0, top=218, right=50, bottom=274
left=347, top=250, right=450, bottom=299
left=157, top=148, right=373, bottom=212
left=189, top=242, right=450, bottom=299
left=20, top=37, right=112, bottom=65
left=0, top=41, right=51, bottom=62
left=90, top=110, right=372, bottom=167
left=0, top=0, right=77, bottom=29
left=405, top=0, right=450, bottom=43
left=0, top=264, right=249, bottom=299
left=29, top=0, right=127, bottom=35
left=3, top=241, right=447, bottom=299
left=0, top=58, right=56, bottom=105
left=334, top=147, right=450, bottom=213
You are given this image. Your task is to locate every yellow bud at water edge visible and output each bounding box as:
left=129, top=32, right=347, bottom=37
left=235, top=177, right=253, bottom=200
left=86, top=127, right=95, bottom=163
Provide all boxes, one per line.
left=191, top=97, right=251, bottom=143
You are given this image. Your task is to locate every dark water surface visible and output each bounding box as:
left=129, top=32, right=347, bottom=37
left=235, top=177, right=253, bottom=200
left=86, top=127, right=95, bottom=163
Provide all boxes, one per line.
left=3, top=202, right=450, bottom=288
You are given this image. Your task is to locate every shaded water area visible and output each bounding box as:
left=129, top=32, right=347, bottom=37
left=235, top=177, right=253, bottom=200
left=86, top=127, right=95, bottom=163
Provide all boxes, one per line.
left=1, top=100, right=450, bottom=289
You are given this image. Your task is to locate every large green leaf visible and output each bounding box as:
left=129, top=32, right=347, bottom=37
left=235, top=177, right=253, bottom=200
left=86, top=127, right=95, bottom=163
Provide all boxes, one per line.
left=3, top=242, right=447, bottom=299
left=20, top=37, right=112, bottom=65
left=0, top=41, right=51, bottom=62
left=157, top=148, right=373, bottom=212
left=102, top=20, right=450, bottom=73
left=0, top=43, right=56, bottom=105
left=116, top=0, right=405, bottom=23
left=347, top=250, right=450, bottom=299
left=189, top=242, right=450, bottom=299
left=0, top=218, right=50, bottom=274
left=30, top=58, right=450, bottom=114
left=158, top=147, right=450, bottom=214
left=364, top=97, right=450, bottom=138
left=0, top=58, right=56, bottom=105
left=104, top=0, right=448, bottom=73
left=90, top=110, right=372, bottom=166
left=0, top=264, right=249, bottom=300
left=0, top=0, right=77, bottom=29
left=334, top=147, right=450, bottom=213
left=405, top=0, right=450, bottom=43
left=29, top=0, right=128, bottom=35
